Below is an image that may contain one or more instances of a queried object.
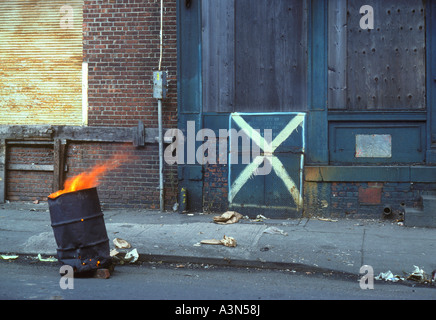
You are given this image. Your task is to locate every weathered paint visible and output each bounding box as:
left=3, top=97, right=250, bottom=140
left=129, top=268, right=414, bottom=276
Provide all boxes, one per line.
left=329, top=0, right=426, bottom=110
left=228, top=112, right=305, bottom=215
left=0, top=0, right=83, bottom=125
left=355, top=134, right=392, bottom=158
left=202, top=0, right=308, bottom=113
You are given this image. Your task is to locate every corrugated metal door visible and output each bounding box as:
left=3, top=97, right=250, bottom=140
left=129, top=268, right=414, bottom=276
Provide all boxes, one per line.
left=0, top=0, right=84, bottom=125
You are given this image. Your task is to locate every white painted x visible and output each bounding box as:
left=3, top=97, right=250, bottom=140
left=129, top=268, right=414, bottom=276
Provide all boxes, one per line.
left=229, top=113, right=305, bottom=208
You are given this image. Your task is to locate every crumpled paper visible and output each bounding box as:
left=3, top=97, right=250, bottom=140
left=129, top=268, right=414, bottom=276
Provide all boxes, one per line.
left=407, top=265, right=430, bottom=283
left=263, top=226, right=288, bottom=236
left=375, top=265, right=433, bottom=284
left=213, top=211, right=243, bottom=225
left=201, top=235, right=237, bottom=247
left=375, top=270, right=404, bottom=282
left=124, top=248, right=139, bottom=263
left=113, top=237, right=132, bottom=249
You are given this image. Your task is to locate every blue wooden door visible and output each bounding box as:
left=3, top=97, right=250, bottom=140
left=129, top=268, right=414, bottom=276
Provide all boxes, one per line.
left=228, top=113, right=305, bottom=218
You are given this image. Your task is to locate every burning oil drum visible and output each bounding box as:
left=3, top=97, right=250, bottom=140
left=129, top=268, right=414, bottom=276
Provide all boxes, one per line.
left=48, top=187, right=112, bottom=273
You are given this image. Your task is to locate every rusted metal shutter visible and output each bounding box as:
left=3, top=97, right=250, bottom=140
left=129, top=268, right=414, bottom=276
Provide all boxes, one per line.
left=0, top=0, right=84, bottom=125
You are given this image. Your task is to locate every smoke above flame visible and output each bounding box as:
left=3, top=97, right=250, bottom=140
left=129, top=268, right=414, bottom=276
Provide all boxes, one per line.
left=48, top=149, right=133, bottom=199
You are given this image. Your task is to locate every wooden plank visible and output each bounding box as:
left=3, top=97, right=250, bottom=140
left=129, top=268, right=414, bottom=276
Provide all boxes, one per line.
left=305, top=166, right=411, bottom=182
left=8, top=164, right=54, bottom=171
left=177, top=0, right=202, bottom=114
left=0, top=125, right=161, bottom=144
left=328, top=0, right=347, bottom=109
left=234, top=0, right=308, bottom=112
left=347, top=0, right=426, bottom=110
left=202, top=0, right=235, bottom=113
left=53, top=139, right=66, bottom=192
left=427, top=0, right=436, bottom=162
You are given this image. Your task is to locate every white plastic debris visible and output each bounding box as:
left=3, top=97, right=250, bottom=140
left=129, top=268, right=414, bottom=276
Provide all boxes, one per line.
left=263, top=226, right=288, bottom=236
left=0, top=254, right=19, bottom=260
left=375, top=270, right=403, bottom=282
left=124, top=248, right=139, bottom=263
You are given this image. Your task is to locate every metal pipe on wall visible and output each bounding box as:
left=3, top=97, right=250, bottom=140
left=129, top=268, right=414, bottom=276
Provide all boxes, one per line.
left=158, top=0, right=164, bottom=212
left=158, top=98, right=164, bottom=212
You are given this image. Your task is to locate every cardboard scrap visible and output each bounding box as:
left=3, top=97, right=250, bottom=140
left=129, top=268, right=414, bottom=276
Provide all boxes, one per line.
left=213, top=211, right=243, bottom=225
left=113, top=237, right=131, bottom=249
left=201, top=235, right=237, bottom=247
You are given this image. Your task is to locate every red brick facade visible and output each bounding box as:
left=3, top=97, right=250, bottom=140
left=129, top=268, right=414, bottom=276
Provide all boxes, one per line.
left=6, top=0, right=179, bottom=209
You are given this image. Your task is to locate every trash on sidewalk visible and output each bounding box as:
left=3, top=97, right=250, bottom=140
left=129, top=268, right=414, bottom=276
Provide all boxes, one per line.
left=375, top=270, right=404, bottom=282
left=110, top=248, right=139, bottom=264
left=247, top=214, right=269, bottom=222
left=0, top=254, right=19, bottom=260
left=263, top=226, right=288, bottom=236
left=317, top=217, right=338, bottom=222
left=213, top=211, right=243, bottom=225
left=407, top=265, right=431, bottom=283
left=113, top=237, right=132, bottom=249
left=124, top=248, right=139, bottom=263
left=375, top=266, right=434, bottom=284
left=37, top=254, right=58, bottom=262
left=200, top=235, right=237, bottom=247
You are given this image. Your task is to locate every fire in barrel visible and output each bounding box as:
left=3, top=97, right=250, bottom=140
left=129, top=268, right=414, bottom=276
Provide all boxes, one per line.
left=48, top=152, right=129, bottom=273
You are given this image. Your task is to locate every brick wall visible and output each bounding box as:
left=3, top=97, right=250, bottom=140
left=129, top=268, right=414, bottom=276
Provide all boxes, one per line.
left=65, top=142, right=177, bottom=208
left=203, top=163, right=229, bottom=213
left=304, top=181, right=427, bottom=220
left=83, top=0, right=177, bottom=128
left=6, top=145, right=53, bottom=201
left=5, top=0, right=178, bottom=209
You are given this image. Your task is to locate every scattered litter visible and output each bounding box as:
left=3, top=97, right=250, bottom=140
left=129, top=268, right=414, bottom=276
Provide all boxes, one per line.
left=200, top=239, right=223, bottom=245
left=172, top=202, right=179, bottom=212
left=375, top=266, right=434, bottom=284
left=200, top=235, right=237, bottom=247
left=317, top=217, right=338, bottom=222
left=113, top=237, right=131, bottom=249
left=375, top=270, right=403, bottom=282
left=37, top=254, right=58, bottom=262
left=187, top=213, right=194, bottom=217
left=220, top=235, right=237, bottom=247
left=0, top=254, right=19, bottom=260
left=213, top=211, right=243, bottom=225
left=248, top=214, right=268, bottom=222
left=110, top=249, right=119, bottom=257
left=407, top=265, right=431, bottom=283
left=124, top=248, right=139, bottom=263
left=263, top=226, right=288, bottom=236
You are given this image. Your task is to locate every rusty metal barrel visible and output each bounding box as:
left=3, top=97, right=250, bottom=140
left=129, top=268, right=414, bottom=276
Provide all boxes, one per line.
left=48, top=187, right=111, bottom=273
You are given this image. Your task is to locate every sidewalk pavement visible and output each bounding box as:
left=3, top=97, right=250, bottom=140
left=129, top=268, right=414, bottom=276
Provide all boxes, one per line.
left=1, top=201, right=436, bottom=279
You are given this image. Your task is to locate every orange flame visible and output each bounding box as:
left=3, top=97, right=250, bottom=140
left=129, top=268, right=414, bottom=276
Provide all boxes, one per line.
left=48, top=151, right=131, bottom=199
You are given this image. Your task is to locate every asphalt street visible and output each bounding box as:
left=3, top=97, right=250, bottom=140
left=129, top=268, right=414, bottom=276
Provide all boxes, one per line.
left=1, top=258, right=435, bottom=301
